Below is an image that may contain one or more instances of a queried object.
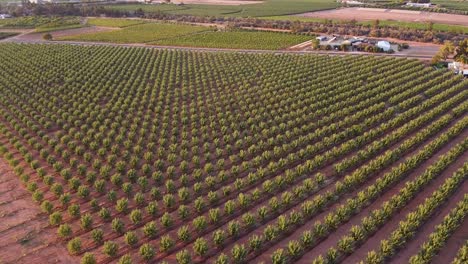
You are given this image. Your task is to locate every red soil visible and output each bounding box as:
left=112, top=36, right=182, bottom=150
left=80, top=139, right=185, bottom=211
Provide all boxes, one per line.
left=0, top=158, right=78, bottom=264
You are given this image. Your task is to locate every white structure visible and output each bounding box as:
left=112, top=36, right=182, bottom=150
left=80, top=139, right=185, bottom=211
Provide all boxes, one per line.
left=406, top=2, right=432, bottom=8
left=448, top=62, right=463, bottom=74
left=29, top=0, right=75, bottom=3
left=0, top=14, right=12, bottom=19
left=377, top=41, right=391, bottom=52
left=463, top=70, right=468, bottom=77
left=316, top=36, right=327, bottom=41
left=341, top=0, right=364, bottom=5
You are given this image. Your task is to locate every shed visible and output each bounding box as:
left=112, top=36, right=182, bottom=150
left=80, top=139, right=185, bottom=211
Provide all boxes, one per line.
left=377, top=41, right=391, bottom=52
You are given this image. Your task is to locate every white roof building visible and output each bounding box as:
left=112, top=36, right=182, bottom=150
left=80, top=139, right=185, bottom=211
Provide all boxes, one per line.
left=406, top=2, right=432, bottom=8
left=377, top=41, right=391, bottom=52
left=0, top=14, right=12, bottom=19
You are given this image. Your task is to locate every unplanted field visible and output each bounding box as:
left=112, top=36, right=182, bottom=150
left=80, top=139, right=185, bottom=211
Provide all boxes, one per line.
left=297, top=7, right=468, bottom=26
left=0, top=43, right=467, bottom=264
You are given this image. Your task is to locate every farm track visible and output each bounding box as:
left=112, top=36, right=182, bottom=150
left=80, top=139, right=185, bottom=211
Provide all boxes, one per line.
left=0, top=43, right=466, bottom=264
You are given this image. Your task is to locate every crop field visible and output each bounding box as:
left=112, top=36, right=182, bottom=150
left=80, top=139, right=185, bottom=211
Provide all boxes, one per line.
left=432, top=0, right=468, bottom=12
left=102, top=0, right=339, bottom=17
left=59, top=23, right=211, bottom=44
left=86, top=18, right=147, bottom=28
left=297, top=8, right=468, bottom=27
left=0, top=16, right=82, bottom=31
left=264, top=16, right=468, bottom=34
left=0, top=43, right=467, bottom=264
left=150, top=30, right=311, bottom=50
left=0, top=32, right=18, bottom=40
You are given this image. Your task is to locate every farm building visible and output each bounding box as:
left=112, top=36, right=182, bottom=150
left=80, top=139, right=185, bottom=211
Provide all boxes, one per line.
left=377, top=41, right=391, bottom=52
left=406, top=2, right=433, bottom=8
left=0, top=14, right=12, bottom=19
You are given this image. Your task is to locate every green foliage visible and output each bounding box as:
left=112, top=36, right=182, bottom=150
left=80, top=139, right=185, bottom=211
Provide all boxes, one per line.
left=60, top=23, right=211, bottom=44
left=67, top=237, right=82, bottom=255
left=139, top=243, right=155, bottom=261
left=152, top=30, right=311, bottom=50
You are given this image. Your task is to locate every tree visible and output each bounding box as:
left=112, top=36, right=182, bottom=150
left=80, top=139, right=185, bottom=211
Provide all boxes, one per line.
left=176, top=249, right=192, bottom=264
left=118, top=255, right=133, bottom=264
left=139, top=243, right=155, bottom=261
left=57, top=224, right=72, bottom=238
left=91, top=228, right=104, bottom=245
left=49, top=212, right=62, bottom=226
left=213, top=230, right=226, bottom=247
left=272, top=248, right=287, bottom=264
left=231, top=244, right=247, bottom=264
left=312, top=39, right=320, bottom=50
left=143, top=221, right=158, bottom=238
left=177, top=225, right=191, bottom=242
left=81, top=253, right=96, bottom=264
left=124, top=231, right=138, bottom=247
left=193, top=238, right=208, bottom=257
left=43, top=33, right=53, bottom=41
left=432, top=41, right=455, bottom=64
left=454, top=39, right=468, bottom=64
left=160, top=235, right=174, bottom=252
left=103, top=241, right=119, bottom=257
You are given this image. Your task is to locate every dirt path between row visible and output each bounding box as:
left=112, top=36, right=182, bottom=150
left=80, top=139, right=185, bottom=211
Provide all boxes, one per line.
left=0, top=155, right=78, bottom=263
left=257, top=115, right=468, bottom=263
left=341, top=129, right=468, bottom=263
left=389, top=180, right=468, bottom=263
left=430, top=217, right=468, bottom=264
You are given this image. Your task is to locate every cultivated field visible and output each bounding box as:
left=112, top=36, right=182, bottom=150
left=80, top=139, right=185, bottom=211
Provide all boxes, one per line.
left=149, top=30, right=311, bottom=50
left=170, top=0, right=263, bottom=5
left=297, top=8, right=468, bottom=26
left=103, top=0, right=339, bottom=17
left=58, top=23, right=211, bottom=44
left=57, top=22, right=311, bottom=50
left=0, top=43, right=467, bottom=264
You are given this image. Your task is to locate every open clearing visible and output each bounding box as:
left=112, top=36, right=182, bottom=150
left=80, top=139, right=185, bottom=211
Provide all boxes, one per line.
left=0, top=43, right=467, bottom=264
left=297, top=7, right=468, bottom=26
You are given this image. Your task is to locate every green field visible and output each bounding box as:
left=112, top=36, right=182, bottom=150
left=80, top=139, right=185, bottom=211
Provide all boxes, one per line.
left=103, top=0, right=339, bottom=17
left=0, top=32, right=18, bottom=40
left=59, top=22, right=212, bottom=43
left=0, top=16, right=82, bottom=32
left=264, top=16, right=468, bottom=34
left=432, top=0, right=468, bottom=11
left=151, top=30, right=311, bottom=50
left=86, top=18, right=147, bottom=28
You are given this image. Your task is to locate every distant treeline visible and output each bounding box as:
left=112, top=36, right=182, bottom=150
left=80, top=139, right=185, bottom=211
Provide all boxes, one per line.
left=1, top=3, right=466, bottom=44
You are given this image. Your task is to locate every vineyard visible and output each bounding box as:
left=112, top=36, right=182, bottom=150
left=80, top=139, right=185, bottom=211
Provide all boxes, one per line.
left=0, top=43, right=467, bottom=264
left=58, top=23, right=311, bottom=50
left=150, top=30, right=311, bottom=50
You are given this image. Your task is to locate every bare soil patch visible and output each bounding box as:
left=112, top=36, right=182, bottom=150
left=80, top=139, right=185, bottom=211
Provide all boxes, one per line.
left=297, top=7, right=468, bottom=26
left=0, top=157, right=78, bottom=264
